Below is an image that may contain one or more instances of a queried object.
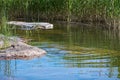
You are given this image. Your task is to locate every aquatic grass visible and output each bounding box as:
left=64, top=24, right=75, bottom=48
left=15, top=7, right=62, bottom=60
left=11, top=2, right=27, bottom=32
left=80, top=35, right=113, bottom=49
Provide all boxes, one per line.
left=0, top=0, right=11, bottom=36
left=0, top=1, right=14, bottom=49
left=0, top=0, right=120, bottom=26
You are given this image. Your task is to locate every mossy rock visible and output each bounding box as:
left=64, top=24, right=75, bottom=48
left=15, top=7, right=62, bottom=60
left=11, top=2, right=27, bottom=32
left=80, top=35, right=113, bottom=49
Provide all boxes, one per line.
left=0, top=35, right=46, bottom=60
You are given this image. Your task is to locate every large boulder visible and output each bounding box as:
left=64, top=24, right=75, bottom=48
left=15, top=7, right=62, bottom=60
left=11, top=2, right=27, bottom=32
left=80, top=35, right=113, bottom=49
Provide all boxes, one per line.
left=0, top=35, right=46, bottom=60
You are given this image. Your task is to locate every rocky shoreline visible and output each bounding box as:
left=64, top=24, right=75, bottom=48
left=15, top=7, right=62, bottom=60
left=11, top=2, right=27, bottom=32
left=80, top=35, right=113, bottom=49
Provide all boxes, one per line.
left=0, top=35, right=46, bottom=60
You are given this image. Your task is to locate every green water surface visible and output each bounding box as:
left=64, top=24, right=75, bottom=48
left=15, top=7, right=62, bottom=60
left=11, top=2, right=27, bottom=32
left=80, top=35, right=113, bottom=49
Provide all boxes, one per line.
left=0, top=22, right=120, bottom=80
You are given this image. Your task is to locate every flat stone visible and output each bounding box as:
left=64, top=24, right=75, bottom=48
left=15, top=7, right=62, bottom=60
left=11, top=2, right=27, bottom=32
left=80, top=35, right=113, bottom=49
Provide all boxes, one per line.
left=7, top=21, right=53, bottom=30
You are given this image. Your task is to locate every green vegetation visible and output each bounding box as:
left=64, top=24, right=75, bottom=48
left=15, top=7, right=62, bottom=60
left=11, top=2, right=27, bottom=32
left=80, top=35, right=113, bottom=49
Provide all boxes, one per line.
left=0, top=0, right=120, bottom=23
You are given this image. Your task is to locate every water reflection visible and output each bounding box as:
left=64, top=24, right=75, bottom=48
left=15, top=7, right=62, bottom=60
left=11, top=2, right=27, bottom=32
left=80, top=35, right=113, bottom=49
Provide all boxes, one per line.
left=0, top=22, right=120, bottom=80
left=0, top=60, right=17, bottom=79
left=15, top=22, right=120, bottom=51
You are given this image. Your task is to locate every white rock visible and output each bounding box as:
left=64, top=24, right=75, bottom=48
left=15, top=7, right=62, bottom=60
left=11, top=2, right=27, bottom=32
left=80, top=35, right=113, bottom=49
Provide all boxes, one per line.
left=7, top=21, right=53, bottom=30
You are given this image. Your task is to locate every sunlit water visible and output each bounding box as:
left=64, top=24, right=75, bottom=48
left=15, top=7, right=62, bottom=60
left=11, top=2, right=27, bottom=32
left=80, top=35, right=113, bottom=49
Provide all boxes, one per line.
left=0, top=22, right=120, bottom=80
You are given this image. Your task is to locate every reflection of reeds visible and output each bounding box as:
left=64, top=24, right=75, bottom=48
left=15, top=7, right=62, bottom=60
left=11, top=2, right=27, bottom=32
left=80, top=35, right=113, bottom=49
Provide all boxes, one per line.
left=0, top=60, right=16, bottom=78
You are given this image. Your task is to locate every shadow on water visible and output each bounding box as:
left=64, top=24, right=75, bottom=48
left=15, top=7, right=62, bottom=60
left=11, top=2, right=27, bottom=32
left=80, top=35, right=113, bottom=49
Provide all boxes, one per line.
left=0, top=22, right=120, bottom=80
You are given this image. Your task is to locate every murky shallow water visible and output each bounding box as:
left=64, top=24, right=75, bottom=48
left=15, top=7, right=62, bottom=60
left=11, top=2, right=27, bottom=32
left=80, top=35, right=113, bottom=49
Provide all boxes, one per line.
left=0, top=22, right=120, bottom=80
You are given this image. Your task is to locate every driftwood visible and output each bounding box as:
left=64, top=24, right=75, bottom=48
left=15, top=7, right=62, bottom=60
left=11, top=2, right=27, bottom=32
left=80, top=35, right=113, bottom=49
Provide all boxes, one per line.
left=0, top=35, right=46, bottom=60
left=7, top=21, right=53, bottom=30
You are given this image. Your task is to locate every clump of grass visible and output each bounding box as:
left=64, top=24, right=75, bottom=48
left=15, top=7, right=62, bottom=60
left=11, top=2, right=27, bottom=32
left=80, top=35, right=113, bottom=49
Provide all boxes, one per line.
left=0, top=16, right=10, bottom=35
left=0, top=0, right=11, bottom=36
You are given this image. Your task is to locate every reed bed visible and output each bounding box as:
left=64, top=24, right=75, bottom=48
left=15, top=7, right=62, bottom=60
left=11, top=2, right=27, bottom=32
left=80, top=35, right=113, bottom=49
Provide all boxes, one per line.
left=0, top=0, right=120, bottom=24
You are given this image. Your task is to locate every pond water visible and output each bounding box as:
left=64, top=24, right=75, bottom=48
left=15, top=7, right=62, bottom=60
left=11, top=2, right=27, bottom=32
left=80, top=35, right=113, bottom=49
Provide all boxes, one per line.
left=0, top=22, right=120, bottom=80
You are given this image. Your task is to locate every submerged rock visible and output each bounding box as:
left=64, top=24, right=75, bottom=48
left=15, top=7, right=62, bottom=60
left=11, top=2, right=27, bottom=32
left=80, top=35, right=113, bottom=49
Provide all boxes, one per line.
left=7, top=21, right=53, bottom=30
left=0, top=36, right=46, bottom=60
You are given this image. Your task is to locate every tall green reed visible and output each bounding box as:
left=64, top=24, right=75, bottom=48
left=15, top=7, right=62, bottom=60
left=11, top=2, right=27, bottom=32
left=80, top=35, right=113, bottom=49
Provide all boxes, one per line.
left=0, top=0, right=11, bottom=36
left=0, top=0, right=120, bottom=25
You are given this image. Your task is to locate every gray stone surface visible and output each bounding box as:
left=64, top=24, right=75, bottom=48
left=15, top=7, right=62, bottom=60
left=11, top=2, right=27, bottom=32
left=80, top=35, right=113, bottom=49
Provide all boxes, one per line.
left=0, top=36, right=46, bottom=60
left=7, top=21, right=53, bottom=30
